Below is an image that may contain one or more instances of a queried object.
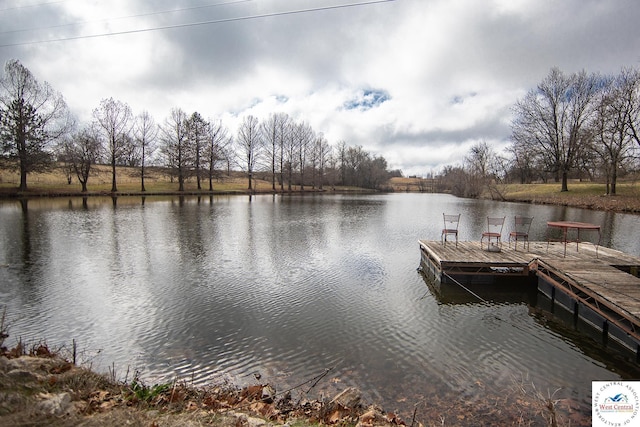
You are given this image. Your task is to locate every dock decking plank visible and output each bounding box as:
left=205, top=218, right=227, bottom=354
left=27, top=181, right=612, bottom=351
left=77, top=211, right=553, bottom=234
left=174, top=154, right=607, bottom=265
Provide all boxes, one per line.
left=419, top=240, right=640, bottom=324
left=540, top=259, right=640, bottom=321
left=419, top=239, right=640, bottom=348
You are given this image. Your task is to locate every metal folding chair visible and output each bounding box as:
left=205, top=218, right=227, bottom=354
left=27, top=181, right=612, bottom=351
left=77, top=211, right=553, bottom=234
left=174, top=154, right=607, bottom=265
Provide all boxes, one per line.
left=481, top=216, right=505, bottom=250
left=441, top=213, right=460, bottom=246
left=509, top=216, right=533, bottom=250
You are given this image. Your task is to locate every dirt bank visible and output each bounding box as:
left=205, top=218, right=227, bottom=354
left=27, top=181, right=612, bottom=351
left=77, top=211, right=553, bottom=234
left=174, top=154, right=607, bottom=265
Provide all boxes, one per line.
left=0, top=346, right=404, bottom=427
left=503, top=193, right=640, bottom=213
left=0, top=343, right=592, bottom=427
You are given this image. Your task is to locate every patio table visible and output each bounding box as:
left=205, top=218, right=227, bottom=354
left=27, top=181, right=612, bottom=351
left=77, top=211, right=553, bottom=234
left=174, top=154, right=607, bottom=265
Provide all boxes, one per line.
left=547, top=221, right=602, bottom=257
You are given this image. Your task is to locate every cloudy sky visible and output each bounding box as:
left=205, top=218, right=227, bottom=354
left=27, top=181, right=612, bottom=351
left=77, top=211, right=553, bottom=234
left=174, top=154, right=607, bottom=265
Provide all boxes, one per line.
left=1, top=0, right=639, bottom=176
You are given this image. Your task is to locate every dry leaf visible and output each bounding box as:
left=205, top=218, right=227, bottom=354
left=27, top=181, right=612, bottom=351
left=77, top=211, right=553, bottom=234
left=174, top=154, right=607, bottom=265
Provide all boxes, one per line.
left=359, top=410, right=376, bottom=426
left=328, top=409, right=344, bottom=424
left=99, top=400, right=117, bottom=410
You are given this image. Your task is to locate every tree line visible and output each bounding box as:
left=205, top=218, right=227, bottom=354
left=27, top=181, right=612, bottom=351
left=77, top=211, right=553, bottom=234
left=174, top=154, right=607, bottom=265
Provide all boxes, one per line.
left=439, top=67, right=640, bottom=197
left=0, top=60, right=392, bottom=193
left=5, top=60, right=639, bottom=197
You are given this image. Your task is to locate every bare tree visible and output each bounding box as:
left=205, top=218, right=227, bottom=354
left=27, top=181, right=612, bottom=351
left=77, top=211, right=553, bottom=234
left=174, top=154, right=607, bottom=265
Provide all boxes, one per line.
left=134, top=110, right=158, bottom=192
left=366, top=156, right=390, bottom=190
left=326, top=150, right=338, bottom=190
left=186, top=112, right=208, bottom=190
left=621, top=68, right=640, bottom=149
left=309, top=134, right=319, bottom=189
left=60, top=126, right=101, bottom=192
left=0, top=59, right=73, bottom=191
left=464, top=141, right=491, bottom=198
left=343, top=145, right=368, bottom=187
left=293, top=121, right=314, bottom=190
left=336, top=140, right=347, bottom=185
left=160, top=108, right=190, bottom=191
left=438, top=164, right=468, bottom=196
left=464, top=140, right=506, bottom=199
left=277, top=114, right=291, bottom=191
left=236, top=115, right=261, bottom=190
left=261, top=112, right=289, bottom=191
left=511, top=68, right=600, bottom=191
left=221, top=140, right=235, bottom=176
left=315, top=133, right=331, bottom=190
left=93, top=97, right=133, bottom=192
left=206, top=119, right=230, bottom=191
left=592, top=72, right=639, bottom=194
left=283, top=121, right=297, bottom=191
left=118, top=134, right=139, bottom=166
left=506, top=140, right=538, bottom=184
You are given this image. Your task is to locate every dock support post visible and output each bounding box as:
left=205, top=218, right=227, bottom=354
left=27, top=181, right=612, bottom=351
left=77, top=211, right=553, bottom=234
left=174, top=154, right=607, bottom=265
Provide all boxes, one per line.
left=602, top=320, right=609, bottom=346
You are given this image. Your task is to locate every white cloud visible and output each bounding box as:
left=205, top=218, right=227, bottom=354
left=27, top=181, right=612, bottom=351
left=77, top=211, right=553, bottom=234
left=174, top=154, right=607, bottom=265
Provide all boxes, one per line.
left=2, top=0, right=640, bottom=174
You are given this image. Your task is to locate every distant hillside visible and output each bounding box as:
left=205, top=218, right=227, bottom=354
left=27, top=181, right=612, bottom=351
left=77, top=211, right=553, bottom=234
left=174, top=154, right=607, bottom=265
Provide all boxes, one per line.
left=388, top=177, right=437, bottom=192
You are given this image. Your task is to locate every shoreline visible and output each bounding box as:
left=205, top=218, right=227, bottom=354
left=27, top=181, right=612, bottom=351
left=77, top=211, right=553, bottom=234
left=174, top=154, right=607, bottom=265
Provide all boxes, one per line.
left=0, top=188, right=378, bottom=200
left=0, top=347, right=580, bottom=426
left=0, top=349, right=393, bottom=427
left=2, top=187, right=639, bottom=215
left=501, top=194, right=640, bottom=214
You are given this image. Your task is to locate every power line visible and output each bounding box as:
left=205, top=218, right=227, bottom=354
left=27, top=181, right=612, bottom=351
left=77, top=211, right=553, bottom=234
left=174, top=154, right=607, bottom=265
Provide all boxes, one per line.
left=0, top=0, right=254, bottom=36
left=0, top=0, right=68, bottom=12
left=0, top=0, right=397, bottom=48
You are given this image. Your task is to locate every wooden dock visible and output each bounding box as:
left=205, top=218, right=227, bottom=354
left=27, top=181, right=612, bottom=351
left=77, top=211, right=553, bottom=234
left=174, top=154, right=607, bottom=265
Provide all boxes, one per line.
left=418, top=240, right=640, bottom=357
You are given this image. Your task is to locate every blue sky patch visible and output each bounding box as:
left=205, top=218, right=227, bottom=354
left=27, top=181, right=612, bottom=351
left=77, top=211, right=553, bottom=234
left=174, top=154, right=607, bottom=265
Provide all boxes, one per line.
left=344, top=89, right=390, bottom=110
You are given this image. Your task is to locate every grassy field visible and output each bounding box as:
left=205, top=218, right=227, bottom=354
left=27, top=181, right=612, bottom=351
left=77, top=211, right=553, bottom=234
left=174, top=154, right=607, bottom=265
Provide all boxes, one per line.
left=502, top=181, right=639, bottom=197
left=386, top=177, right=640, bottom=213
left=499, top=181, right=640, bottom=213
left=386, top=176, right=437, bottom=192
left=0, top=165, right=363, bottom=195
left=2, top=166, right=639, bottom=213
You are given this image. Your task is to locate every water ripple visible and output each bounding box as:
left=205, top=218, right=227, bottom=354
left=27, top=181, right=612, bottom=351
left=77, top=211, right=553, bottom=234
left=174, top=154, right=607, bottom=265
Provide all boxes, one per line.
left=1, top=194, right=638, bottom=420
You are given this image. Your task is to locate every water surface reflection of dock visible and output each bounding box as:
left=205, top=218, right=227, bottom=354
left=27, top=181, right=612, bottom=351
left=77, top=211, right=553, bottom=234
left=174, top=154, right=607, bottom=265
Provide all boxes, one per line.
left=419, top=240, right=640, bottom=358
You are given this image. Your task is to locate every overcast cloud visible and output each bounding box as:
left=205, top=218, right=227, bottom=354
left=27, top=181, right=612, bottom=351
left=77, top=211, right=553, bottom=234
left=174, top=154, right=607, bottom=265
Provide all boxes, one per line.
left=1, top=0, right=639, bottom=176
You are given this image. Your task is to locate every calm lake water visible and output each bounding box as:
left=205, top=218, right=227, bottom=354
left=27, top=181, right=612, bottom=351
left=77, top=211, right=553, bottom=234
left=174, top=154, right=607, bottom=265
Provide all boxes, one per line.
left=1, top=193, right=640, bottom=420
